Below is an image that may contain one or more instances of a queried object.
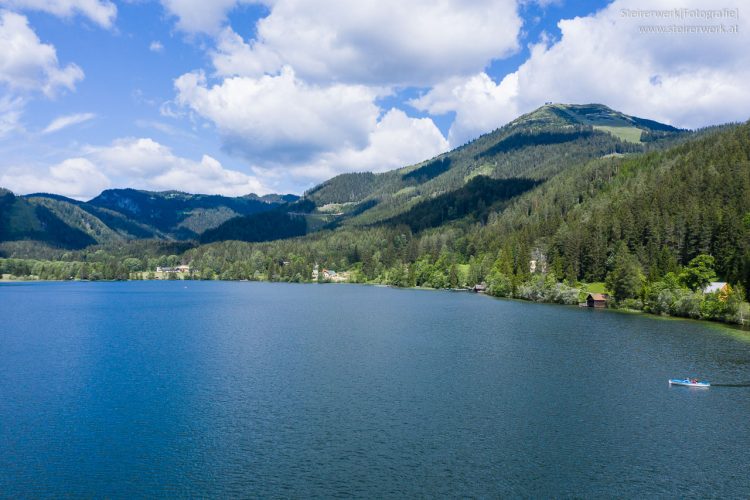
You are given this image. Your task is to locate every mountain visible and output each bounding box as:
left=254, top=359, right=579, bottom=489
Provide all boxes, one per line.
left=305, top=104, right=684, bottom=226
left=206, top=103, right=687, bottom=243
left=87, top=189, right=297, bottom=238
left=0, top=189, right=98, bottom=250
left=0, top=187, right=297, bottom=252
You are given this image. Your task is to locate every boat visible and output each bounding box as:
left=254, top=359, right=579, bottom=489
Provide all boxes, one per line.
left=669, top=378, right=710, bottom=388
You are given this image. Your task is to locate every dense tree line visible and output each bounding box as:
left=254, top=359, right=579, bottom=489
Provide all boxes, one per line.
left=385, top=176, right=541, bottom=232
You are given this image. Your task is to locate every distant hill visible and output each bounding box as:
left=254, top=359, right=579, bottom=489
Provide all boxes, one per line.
left=86, top=189, right=298, bottom=238
left=0, top=190, right=98, bottom=250
left=0, top=187, right=296, bottom=251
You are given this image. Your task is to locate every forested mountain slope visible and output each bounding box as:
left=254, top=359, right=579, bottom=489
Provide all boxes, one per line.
left=208, top=103, right=688, bottom=242
left=472, top=122, right=750, bottom=286
left=0, top=189, right=99, bottom=250
left=87, top=189, right=296, bottom=238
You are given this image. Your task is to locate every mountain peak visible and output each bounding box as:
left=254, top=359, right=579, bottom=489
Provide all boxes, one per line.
left=509, top=102, right=681, bottom=134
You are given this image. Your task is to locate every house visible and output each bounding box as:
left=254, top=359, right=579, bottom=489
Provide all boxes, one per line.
left=312, top=264, right=319, bottom=281
left=472, top=283, right=487, bottom=293
left=321, top=269, right=350, bottom=283
left=586, top=293, right=608, bottom=308
left=703, top=282, right=729, bottom=294
left=529, top=248, right=547, bottom=274
left=154, top=265, right=191, bottom=276
left=332, top=271, right=351, bottom=283
left=156, top=265, right=190, bottom=273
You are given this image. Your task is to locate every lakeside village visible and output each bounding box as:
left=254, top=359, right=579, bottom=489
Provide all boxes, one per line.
left=147, top=263, right=352, bottom=283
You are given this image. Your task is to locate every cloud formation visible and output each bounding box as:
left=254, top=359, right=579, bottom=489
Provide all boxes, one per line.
left=175, top=67, right=383, bottom=162
left=210, top=0, right=522, bottom=86
left=0, top=10, right=83, bottom=97
left=0, top=158, right=109, bottom=199
left=175, top=67, right=448, bottom=187
left=1, top=137, right=269, bottom=199
left=280, top=108, right=450, bottom=183
left=411, top=72, right=519, bottom=147
left=42, top=112, right=95, bottom=134
left=85, top=137, right=267, bottom=196
left=159, top=0, right=252, bottom=35
left=0, top=0, right=117, bottom=28
left=173, top=0, right=524, bottom=186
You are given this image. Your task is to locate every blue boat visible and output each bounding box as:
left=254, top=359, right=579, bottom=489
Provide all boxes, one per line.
left=669, top=378, right=710, bottom=388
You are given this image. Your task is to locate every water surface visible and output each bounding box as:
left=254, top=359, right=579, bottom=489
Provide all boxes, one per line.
left=1, top=281, right=749, bottom=497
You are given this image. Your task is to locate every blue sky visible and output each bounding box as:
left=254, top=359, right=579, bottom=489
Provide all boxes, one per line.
left=0, top=0, right=747, bottom=198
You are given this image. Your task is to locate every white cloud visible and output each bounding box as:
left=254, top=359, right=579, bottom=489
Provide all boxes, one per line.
left=284, top=108, right=449, bottom=182
left=175, top=66, right=384, bottom=163
left=411, top=72, right=519, bottom=147
left=0, top=94, right=23, bottom=137
left=0, top=158, right=109, bottom=200
left=160, top=0, right=253, bottom=35
left=149, top=40, right=164, bottom=53
left=211, top=27, right=279, bottom=78
left=0, top=0, right=117, bottom=28
left=413, top=0, right=750, bottom=139
left=135, top=119, right=196, bottom=139
left=42, top=112, right=95, bottom=134
left=85, top=137, right=268, bottom=196
left=1, top=137, right=270, bottom=199
left=210, top=0, right=522, bottom=86
left=174, top=66, right=449, bottom=187
left=0, top=10, right=84, bottom=97
left=167, top=0, right=523, bottom=188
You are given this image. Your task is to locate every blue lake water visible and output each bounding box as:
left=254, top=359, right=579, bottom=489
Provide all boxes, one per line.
left=1, top=281, right=750, bottom=497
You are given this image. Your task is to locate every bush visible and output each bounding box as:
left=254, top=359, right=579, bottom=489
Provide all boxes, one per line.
left=516, top=274, right=545, bottom=302
left=546, top=282, right=581, bottom=305
left=514, top=273, right=580, bottom=304
left=619, top=298, right=643, bottom=310
left=487, top=271, right=512, bottom=297
left=672, top=289, right=703, bottom=319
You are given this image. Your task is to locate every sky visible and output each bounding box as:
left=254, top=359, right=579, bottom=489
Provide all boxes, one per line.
left=0, top=0, right=747, bottom=199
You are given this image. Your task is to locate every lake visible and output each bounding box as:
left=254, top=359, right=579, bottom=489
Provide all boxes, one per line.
left=1, top=281, right=749, bottom=497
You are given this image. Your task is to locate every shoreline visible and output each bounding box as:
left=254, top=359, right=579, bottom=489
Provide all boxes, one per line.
left=3, top=275, right=749, bottom=333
